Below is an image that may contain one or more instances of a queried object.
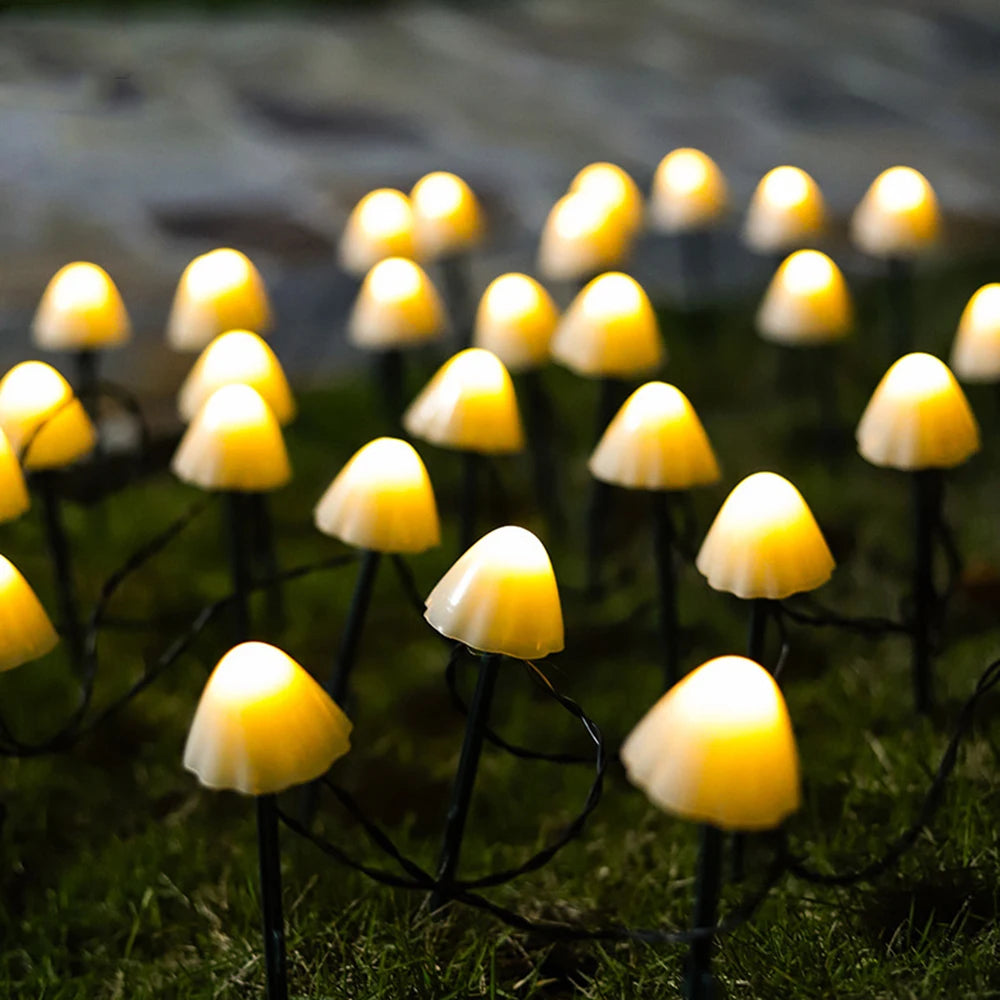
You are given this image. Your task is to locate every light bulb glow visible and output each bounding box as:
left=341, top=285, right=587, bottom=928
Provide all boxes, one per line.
left=410, top=173, right=484, bottom=258
left=348, top=258, right=447, bottom=350
left=340, top=189, right=417, bottom=275
left=744, top=167, right=827, bottom=253
left=851, top=166, right=941, bottom=258
left=537, top=192, right=632, bottom=281
left=0, top=553, right=58, bottom=672
left=621, top=655, right=801, bottom=831
left=650, top=148, right=728, bottom=233
left=570, top=162, right=643, bottom=235
left=950, top=284, right=1000, bottom=382
left=757, top=250, right=852, bottom=345
left=473, top=274, right=559, bottom=372
left=32, top=261, right=131, bottom=350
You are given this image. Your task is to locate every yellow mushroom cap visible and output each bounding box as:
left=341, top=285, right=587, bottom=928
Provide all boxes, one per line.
left=589, top=381, right=720, bottom=491
left=649, top=148, right=728, bottom=233
left=850, top=166, right=942, bottom=258
left=743, top=166, right=827, bottom=254
left=183, top=641, right=352, bottom=796
left=756, top=250, right=853, bottom=346
left=696, top=472, right=835, bottom=600
left=0, top=555, right=58, bottom=672
left=472, top=273, right=559, bottom=372
left=537, top=191, right=633, bottom=282
left=178, top=330, right=296, bottom=426
left=621, top=655, right=801, bottom=831
left=569, top=162, right=644, bottom=237
left=551, top=272, right=665, bottom=378
left=425, top=525, right=564, bottom=659
left=950, top=284, right=1000, bottom=382
left=171, top=384, right=291, bottom=493
left=348, top=257, right=448, bottom=350
left=0, top=428, right=29, bottom=523
left=32, top=262, right=131, bottom=351
left=0, top=361, right=96, bottom=470
left=410, top=171, right=484, bottom=260
left=166, top=248, right=272, bottom=352
left=339, top=188, right=417, bottom=276
left=314, top=437, right=441, bottom=554
left=403, top=348, right=524, bottom=454
left=856, top=352, right=979, bottom=470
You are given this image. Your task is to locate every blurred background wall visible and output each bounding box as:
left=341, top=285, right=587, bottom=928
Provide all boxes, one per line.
left=1, top=0, right=998, bottom=391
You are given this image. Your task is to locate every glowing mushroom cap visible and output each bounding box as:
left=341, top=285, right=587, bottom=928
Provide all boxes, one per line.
left=622, top=655, right=801, bottom=831
left=167, top=248, right=272, bottom=352
left=0, top=555, right=58, bottom=672
left=183, top=641, right=352, bottom=796
left=589, top=382, right=720, bottom=491
left=756, top=250, right=853, bottom=346
left=315, top=437, right=441, bottom=554
left=403, top=348, right=524, bottom=454
left=339, top=188, right=417, bottom=276
left=425, top=525, right=563, bottom=659
left=856, top=353, right=979, bottom=470
left=178, top=330, right=295, bottom=426
left=32, top=262, right=131, bottom=351
left=171, top=384, right=291, bottom=493
left=0, top=428, right=29, bottom=523
left=551, top=273, right=665, bottom=378
left=410, top=171, right=484, bottom=260
left=696, top=472, right=834, bottom=600
left=472, top=273, right=559, bottom=372
left=537, top=191, right=633, bottom=282
left=569, top=162, right=644, bottom=237
left=743, top=167, right=827, bottom=254
left=0, top=361, right=96, bottom=470
left=649, top=148, right=728, bottom=233
left=850, top=167, right=941, bottom=258
left=348, top=257, right=448, bottom=350
left=950, top=284, right=1000, bottom=382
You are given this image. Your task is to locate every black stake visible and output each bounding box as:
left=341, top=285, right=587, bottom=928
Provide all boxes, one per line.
left=431, top=651, right=501, bottom=909
left=677, top=229, right=715, bottom=338
left=36, top=472, right=84, bottom=673
left=585, top=378, right=623, bottom=598
left=74, top=350, right=100, bottom=417
left=441, top=255, right=474, bottom=350
left=375, top=349, right=405, bottom=428
left=912, top=469, right=942, bottom=715
left=520, top=369, right=564, bottom=541
left=256, top=792, right=289, bottom=1000
left=459, top=451, right=481, bottom=554
left=248, top=493, right=284, bottom=630
left=685, top=823, right=724, bottom=1000
left=226, top=491, right=252, bottom=643
left=886, top=256, right=914, bottom=358
left=651, top=491, right=679, bottom=689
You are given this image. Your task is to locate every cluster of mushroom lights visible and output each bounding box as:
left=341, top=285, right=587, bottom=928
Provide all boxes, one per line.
left=0, top=149, right=990, bottom=1000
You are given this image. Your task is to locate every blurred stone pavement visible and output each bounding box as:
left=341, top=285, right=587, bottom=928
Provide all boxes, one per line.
left=1, top=0, right=999, bottom=395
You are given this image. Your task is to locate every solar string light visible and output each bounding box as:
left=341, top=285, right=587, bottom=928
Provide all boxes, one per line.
left=172, top=384, right=292, bottom=640
left=850, top=167, right=942, bottom=358
left=0, top=554, right=60, bottom=673
left=184, top=641, right=352, bottom=1000
left=166, top=247, right=273, bottom=353
left=31, top=261, right=131, bottom=421
left=621, top=655, right=801, bottom=1000
left=550, top=273, right=665, bottom=596
left=648, top=148, right=728, bottom=313
left=403, top=348, right=524, bottom=552
left=0, top=361, right=97, bottom=672
left=756, top=250, right=853, bottom=445
left=949, top=284, right=1000, bottom=385
left=589, top=381, right=721, bottom=687
left=339, top=188, right=418, bottom=278
left=422, top=525, right=564, bottom=908
left=856, top=352, right=980, bottom=714
left=410, top=171, right=485, bottom=350
left=472, top=273, right=562, bottom=535
left=347, top=257, right=448, bottom=425
left=569, top=162, right=644, bottom=247
left=742, top=166, right=827, bottom=260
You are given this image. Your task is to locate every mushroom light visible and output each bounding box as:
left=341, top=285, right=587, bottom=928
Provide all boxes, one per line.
left=950, top=284, right=1000, bottom=383
left=743, top=167, right=827, bottom=255
left=339, top=188, right=417, bottom=276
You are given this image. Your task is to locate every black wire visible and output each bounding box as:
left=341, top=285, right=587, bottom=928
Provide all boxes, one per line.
left=777, top=594, right=910, bottom=636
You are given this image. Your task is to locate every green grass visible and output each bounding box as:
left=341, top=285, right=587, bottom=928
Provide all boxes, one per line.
left=4, top=253, right=1000, bottom=999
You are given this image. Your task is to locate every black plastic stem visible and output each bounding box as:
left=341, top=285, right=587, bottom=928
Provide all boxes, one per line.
left=226, top=491, right=252, bottom=642
left=256, top=793, right=289, bottom=1000
left=747, top=598, right=770, bottom=667
left=441, top=255, right=473, bottom=350
left=74, top=350, right=100, bottom=419
left=431, top=651, right=501, bottom=908
left=651, top=491, right=679, bottom=688
left=686, top=823, right=724, bottom=1000
left=248, top=493, right=283, bottom=628
left=521, top=369, right=564, bottom=540
left=912, top=469, right=942, bottom=715
left=460, top=451, right=480, bottom=553
left=886, top=256, right=914, bottom=358
left=37, top=473, right=85, bottom=673
left=585, top=378, right=623, bottom=597
left=328, top=549, right=381, bottom=706
left=375, top=349, right=405, bottom=428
